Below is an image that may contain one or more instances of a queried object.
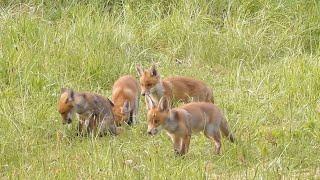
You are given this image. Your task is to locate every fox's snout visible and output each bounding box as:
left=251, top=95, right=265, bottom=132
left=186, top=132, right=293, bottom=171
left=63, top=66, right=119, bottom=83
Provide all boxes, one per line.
left=141, top=91, right=149, bottom=96
left=66, top=118, right=72, bottom=124
left=147, top=128, right=158, bottom=136
left=62, top=117, right=72, bottom=124
left=60, top=111, right=72, bottom=125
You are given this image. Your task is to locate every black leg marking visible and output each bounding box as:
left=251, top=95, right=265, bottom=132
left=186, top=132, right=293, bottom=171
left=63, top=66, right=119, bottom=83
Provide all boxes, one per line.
left=127, top=112, right=133, bottom=126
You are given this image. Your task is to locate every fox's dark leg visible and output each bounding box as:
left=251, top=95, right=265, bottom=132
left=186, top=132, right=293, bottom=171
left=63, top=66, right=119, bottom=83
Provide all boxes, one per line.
left=127, top=111, right=133, bottom=126
left=212, top=132, right=221, bottom=154
left=180, top=135, right=191, bottom=155
left=88, top=118, right=95, bottom=135
left=204, top=126, right=221, bottom=154
left=77, top=121, right=84, bottom=136
left=172, top=136, right=182, bottom=155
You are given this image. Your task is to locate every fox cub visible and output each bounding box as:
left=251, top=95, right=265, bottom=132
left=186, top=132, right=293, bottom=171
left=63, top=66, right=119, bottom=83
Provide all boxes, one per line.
left=136, top=64, right=214, bottom=105
left=146, top=96, right=234, bottom=155
left=58, top=88, right=121, bottom=136
left=111, top=75, right=140, bottom=126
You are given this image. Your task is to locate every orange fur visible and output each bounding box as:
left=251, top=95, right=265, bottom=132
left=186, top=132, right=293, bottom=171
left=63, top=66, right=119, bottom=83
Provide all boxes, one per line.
left=136, top=65, right=214, bottom=105
left=146, top=96, right=234, bottom=155
left=111, top=75, right=140, bottom=126
left=58, top=88, right=121, bottom=136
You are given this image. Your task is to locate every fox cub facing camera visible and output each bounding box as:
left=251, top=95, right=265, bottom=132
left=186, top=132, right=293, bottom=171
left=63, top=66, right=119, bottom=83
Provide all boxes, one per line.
left=146, top=96, right=234, bottom=155
left=136, top=64, right=214, bottom=105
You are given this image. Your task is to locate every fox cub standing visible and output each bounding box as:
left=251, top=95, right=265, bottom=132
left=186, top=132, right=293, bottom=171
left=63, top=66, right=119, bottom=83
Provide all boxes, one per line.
left=136, top=64, right=214, bottom=105
left=58, top=88, right=121, bottom=136
left=146, top=96, right=234, bottom=155
left=111, top=75, right=140, bottom=126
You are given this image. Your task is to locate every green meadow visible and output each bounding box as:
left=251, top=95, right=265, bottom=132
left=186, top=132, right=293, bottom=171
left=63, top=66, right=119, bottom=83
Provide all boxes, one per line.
left=0, top=0, right=319, bottom=178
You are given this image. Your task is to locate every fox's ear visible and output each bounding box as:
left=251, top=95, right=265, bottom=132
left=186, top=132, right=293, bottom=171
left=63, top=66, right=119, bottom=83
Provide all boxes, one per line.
left=122, top=100, right=131, bottom=113
left=61, top=88, right=67, bottom=94
left=158, top=96, right=169, bottom=112
left=150, top=64, right=158, bottom=77
left=64, top=89, right=74, bottom=103
left=145, top=96, right=156, bottom=110
left=67, top=89, right=74, bottom=102
left=136, top=64, right=143, bottom=76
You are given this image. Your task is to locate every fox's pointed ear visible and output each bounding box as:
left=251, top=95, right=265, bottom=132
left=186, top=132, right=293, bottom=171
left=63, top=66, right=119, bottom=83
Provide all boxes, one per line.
left=122, top=100, right=131, bottom=113
left=145, top=96, right=156, bottom=110
left=158, top=96, right=169, bottom=112
left=61, top=88, right=67, bottom=94
left=150, top=64, right=158, bottom=77
left=64, top=89, right=74, bottom=103
left=136, top=64, right=143, bottom=76
left=67, top=89, right=74, bottom=102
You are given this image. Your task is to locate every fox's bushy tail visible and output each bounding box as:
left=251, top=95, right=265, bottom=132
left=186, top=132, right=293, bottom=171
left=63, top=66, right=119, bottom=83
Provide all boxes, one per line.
left=220, top=118, right=235, bottom=142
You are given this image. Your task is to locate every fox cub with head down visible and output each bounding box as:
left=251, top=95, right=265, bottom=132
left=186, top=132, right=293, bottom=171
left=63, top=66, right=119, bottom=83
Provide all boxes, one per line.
left=136, top=64, right=214, bottom=105
left=111, top=75, right=140, bottom=126
left=146, top=96, right=234, bottom=155
left=58, top=88, right=121, bottom=136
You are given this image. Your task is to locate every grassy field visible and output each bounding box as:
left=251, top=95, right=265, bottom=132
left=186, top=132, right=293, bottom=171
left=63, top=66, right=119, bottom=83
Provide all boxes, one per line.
left=1, top=0, right=320, bottom=179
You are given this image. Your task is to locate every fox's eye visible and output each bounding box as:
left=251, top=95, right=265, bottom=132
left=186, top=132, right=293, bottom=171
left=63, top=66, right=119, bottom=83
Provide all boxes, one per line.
left=154, top=119, right=159, bottom=124
left=147, top=83, right=151, bottom=87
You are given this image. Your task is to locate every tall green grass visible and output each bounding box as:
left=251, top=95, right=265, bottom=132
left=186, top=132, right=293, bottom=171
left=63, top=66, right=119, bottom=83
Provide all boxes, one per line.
left=1, top=0, right=319, bottom=178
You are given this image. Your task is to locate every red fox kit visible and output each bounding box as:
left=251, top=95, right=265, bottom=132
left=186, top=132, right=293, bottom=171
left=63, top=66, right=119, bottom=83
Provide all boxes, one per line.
left=136, top=64, right=214, bottom=105
left=145, top=96, right=234, bottom=155
left=58, top=88, right=121, bottom=136
left=111, top=75, right=140, bottom=126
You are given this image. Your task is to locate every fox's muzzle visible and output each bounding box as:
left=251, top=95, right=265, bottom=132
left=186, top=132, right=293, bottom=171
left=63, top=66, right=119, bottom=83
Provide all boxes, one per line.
left=61, top=112, right=72, bottom=124
left=141, top=91, right=149, bottom=96
left=147, top=129, right=157, bottom=135
left=66, top=118, right=72, bottom=124
left=141, top=87, right=152, bottom=96
left=147, top=126, right=160, bottom=136
left=62, top=118, right=72, bottom=124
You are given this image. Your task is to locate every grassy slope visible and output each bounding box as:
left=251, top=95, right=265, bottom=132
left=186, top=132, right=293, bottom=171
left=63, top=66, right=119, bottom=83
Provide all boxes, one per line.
left=0, top=0, right=320, bottom=178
